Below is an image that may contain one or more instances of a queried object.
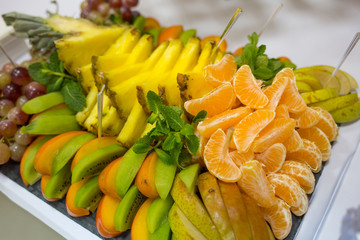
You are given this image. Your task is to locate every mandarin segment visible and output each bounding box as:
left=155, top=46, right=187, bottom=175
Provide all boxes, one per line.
left=278, top=160, right=315, bottom=194
left=184, top=82, right=236, bottom=117
left=263, top=77, right=289, bottom=111
left=197, top=106, right=252, bottom=138
left=254, top=143, right=286, bottom=173
left=277, top=68, right=307, bottom=113
left=251, top=118, right=295, bottom=153
left=233, top=65, right=269, bottom=109
left=238, top=160, right=277, bottom=208
left=286, top=139, right=322, bottom=173
left=312, top=107, right=339, bottom=142
left=297, top=127, right=331, bottom=161
left=233, top=109, right=275, bottom=152
left=289, top=107, right=320, bottom=128
left=267, top=173, right=306, bottom=209
left=321, top=148, right=332, bottom=162
left=229, top=150, right=254, bottom=168
left=203, top=54, right=237, bottom=87
left=261, top=198, right=292, bottom=240
left=204, top=128, right=242, bottom=182
left=275, top=104, right=290, bottom=119
left=290, top=188, right=309, bottom=216
left=282, top=130, right=303, bottom=153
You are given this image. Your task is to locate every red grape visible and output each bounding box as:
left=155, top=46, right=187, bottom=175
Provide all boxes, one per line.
left=2, top=62, right=15, bottom=74
left=15, top=129, right=32, bottom=146
left=9, top=142, right=27, bottom=162
left=0, top=71, right=11, bottom=90
left=120, top=6, right=132, bottom=22
left=0, top=119, right=17, bottom=138
left=108, top=0, right=122, bottom=8
left=16, top=96, right=28, bottom=108
left=24, top=81, right=46, bottom=100
left=7, top=107, right=29, bottom=125
left=11, top=67, right=31, bottom=86
left=81, top=9, right=91, bottom=18
left=88, top=0, right=103, bottom=10
left=0, top=99, right=15, bottom=117
left=97, top=2, right=111, bottom=17
left=124, top=0, right=138, bottom=7
left=0, top=142, right=11, bottom=165
left=131, top=10, right=140, bottom=18
left=2, top=83, right=22, bottom=101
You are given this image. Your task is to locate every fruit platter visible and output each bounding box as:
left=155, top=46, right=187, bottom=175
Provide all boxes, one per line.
left=1, top=0, right=360, bottom=239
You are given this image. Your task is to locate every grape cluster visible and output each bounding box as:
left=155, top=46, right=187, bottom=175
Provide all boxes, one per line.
left=340, top=205, right=360, bottom=240
left=80, top=0, right=140, bottom=25
left=0, top=62, right=46, bottom=165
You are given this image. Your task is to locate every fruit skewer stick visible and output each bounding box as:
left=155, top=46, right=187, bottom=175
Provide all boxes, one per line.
left=214, top=7, right=243, bottom=53
left=331, top=32, right=360, bottom=78
left=258, top=2, right=284, bottom=38
left=97, top=84, right=106, bottom=148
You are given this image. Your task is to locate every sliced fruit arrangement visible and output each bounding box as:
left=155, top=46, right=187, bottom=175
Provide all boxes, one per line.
left=184, top=55, right=340, bottom=239
left=1, top=3, right=360, bottom=240
left=294, top=65, right=360, bottom=123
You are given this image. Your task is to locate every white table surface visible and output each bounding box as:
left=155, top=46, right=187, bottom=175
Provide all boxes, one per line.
left=1, top=0, right=360, bottom=239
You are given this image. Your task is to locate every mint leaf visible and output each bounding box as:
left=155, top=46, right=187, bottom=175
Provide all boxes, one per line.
left=49, top=51, right=61, bottom=72
left=169, top=106, right=183, bottom=116
left=185, top=135, right=199, bottom=155
left=28, top=61, right=52, bottom=85
left=192, top=110, right=207, bottom=124
left=253, top=67, right=274, bottom=80
left=257, top=45, right=266, bottom=56
left=61, top=81, right=86, bottom=112
left=155, top=148, right=174, bottom=165
left=180, top=124, right=195, bottom=136
left=46, top=77, right=63, bottom=93
left=248, top=32, right=258, bottom=45
left=147, top=90, right=162, bottom=114
left=133, top=143, right=152, bottom=154
left=255, top=55, right=268, bottom=68
left=178, top=148, right=192, bottom=166
left=162, top=133, right=176, bottom=151
left=159, top=105, right=184, bottom=131
left=170, top=142, right=182, bottom=167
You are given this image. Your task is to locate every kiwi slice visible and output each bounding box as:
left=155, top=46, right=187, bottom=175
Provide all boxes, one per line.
left=74, top=175, right=103, bottom=211
left=114, top=185, right=146, bottom=232
left=44, top=161, right=72, bottom=199
left=147, top=194, right=174, bottom=233
left=52, top=132, right=96, bottom=175
left=71, top=143, right=127, bottom=184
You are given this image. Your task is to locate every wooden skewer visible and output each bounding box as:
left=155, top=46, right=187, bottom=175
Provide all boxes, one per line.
left=214, top=8, right=243, bottom=53
left=258, top=2, right=284, bottom=38
left=97, top=84, right=106, bottom=148
left=331, top=32, right=360, bottom=78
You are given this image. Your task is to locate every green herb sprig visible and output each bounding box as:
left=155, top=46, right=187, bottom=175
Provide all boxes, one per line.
left=28, top=51, right=86, bottom=112
left=133, top=91, right=207, bottom=169
left=235, top=32, right=297, bottom=83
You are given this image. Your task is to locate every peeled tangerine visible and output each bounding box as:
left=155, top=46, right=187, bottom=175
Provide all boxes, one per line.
left=267, top=173, right=308, bottom=216
left=261, top=197, right=292, bottom=240
left=238, top=160, right=277, bottom=208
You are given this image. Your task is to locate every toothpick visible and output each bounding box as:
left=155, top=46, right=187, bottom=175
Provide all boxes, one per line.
left=214, top=8, right=243, bottom=53
left=332, top=32, right=360, bottom=78
left=258, top=2, right=284, bottom=38
left=0, top=45, right=16, bottom=66
left=97, top=84, right=106, bottom=148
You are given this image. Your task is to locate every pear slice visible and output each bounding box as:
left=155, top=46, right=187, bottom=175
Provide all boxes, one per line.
left=171, top=175, right=222, bottom=240
left=311, top=65, right=352, bottom=95
left=295, top=67, right=341, bottom=93
left=310, top=93, right=359, bottom=112
left=242, top=194, right=272, bottom=240
left=168, top=203, right=207, bottom=240
left=218, top=181, right=253, bottom=240
left=300, top=88, right=338, bottom=104
left=296, top=81, right=313, bottom=93
left=342, top=70, right=359, bottom=90
left=330, top=100, right=360, bottom=123
left=198, top=172, right=235, bottom=240
left=294, top=73, right=323, bottom=90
